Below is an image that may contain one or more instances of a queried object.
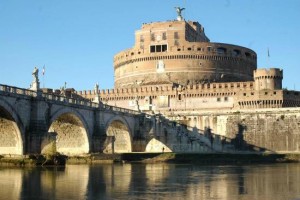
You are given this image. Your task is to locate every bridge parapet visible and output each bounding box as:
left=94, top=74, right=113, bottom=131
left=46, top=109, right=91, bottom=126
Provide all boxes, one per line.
left=42, top=93, right=99, bottom=108
left=101, top=104, right=141, bottom=115
left=0, top=84, right=37, bottom=97
left=1, top=84, right=144, bottom=116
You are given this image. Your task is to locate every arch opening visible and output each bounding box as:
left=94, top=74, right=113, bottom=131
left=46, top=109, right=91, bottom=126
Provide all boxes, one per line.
left=44, top=113, right=89, bottom=156
left=104, top=120, right=132, bottom=153
left=0, top=106, right=23, bottom=155
left=145, top=138, right=172, bottom=153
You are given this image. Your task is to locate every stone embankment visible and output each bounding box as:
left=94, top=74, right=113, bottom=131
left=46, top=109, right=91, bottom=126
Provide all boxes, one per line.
left=1, top=153, right=300, bottom=167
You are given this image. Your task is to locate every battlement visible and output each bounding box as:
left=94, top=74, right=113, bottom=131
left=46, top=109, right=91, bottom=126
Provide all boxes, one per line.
left=254, top=68, right=283, bottom=79
left=76, top=81, right=255, bottom=100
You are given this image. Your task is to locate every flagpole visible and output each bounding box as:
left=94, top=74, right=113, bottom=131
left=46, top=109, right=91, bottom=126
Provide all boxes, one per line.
left=267, top=48, right=270, bottom=67
left=42, top=65, right=45, bottom=88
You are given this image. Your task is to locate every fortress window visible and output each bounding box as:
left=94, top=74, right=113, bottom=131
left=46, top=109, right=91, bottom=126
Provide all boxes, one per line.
left=245, top=52, right=251, bottom=57
left=174, top=32, right=179, bottom=39
left=178, top=94, right=182, bottom=101
left=187, top=47, right=192, bottom=51
left=162, top=32, right=167, bottom=40
left=207, top=46, right=212, bottom=51
left=233, top=49, right=241, bottom=56
left=150, top=46, right=155, bottom=53
left=156, top=45, right=162, bottom=52
left=140, top=35, right=144, bottom=42
left=162, top=45, right=167, bottom=52
left=151, top=33, right=155, bottom=41
left=224, top=97, right=228, bottom=101
left=217, top=97, right=221, bottom=102
left=217, top=47, right=227, bottom=54
left=150, top=44, right=168, bottom=53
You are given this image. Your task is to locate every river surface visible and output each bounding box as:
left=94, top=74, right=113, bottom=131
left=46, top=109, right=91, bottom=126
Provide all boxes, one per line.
left=0, top=163, right=300, bottom=200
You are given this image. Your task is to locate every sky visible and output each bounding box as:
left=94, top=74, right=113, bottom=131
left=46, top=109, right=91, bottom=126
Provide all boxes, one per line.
left=1, top=0, right=300, bottom=91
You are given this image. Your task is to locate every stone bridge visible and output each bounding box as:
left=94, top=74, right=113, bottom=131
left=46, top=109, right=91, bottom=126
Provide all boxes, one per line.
left=0, top=84, right=210, bottom=156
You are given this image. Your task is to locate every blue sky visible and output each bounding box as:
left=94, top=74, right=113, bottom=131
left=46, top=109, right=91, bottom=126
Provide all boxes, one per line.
left=1, top=0, right=300, bottom=91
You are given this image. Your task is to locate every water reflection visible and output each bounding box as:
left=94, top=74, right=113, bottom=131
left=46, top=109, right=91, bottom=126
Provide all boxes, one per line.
left=0, top=163, right=300, bottom=199
left=0, top=168, right=22, bottom=200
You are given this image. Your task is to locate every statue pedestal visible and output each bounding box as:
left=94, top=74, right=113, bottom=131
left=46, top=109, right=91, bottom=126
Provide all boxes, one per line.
left=93, top=95, right=101, bottom=104
left=177, top=16, right=183, bottom=21
left=30, top=80, right=40, bottom=91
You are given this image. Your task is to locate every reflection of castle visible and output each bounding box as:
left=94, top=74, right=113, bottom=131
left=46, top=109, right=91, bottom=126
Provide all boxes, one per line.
left=77, top=9, right=300, bottom=126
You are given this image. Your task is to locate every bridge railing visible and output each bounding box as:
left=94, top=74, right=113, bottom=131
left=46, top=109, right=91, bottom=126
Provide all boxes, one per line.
left=41, top=93, right=142, bottom=115
left=41, top=93, right=99, bottom=108
left=101, top=104, right=141, bottom=115
left=0, top=84, right=142, bottom=115
left=0, top=84, right=38, bottom=97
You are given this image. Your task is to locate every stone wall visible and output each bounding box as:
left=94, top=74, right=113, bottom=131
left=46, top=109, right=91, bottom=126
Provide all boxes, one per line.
left=170, top=108, right=300, bottom=153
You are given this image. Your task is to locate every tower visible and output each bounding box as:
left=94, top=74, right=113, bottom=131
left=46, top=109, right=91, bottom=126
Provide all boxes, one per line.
left=254, top=68, right=283, bottom=91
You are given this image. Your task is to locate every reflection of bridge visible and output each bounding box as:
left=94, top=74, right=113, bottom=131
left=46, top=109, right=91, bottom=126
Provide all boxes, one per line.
left=0, top=84, right=211, bottom=156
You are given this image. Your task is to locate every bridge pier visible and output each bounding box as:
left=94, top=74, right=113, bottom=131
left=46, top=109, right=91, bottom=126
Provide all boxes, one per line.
left=26, top=98, right=49, bottom=154
left=91, top=110, right=106, bottom=153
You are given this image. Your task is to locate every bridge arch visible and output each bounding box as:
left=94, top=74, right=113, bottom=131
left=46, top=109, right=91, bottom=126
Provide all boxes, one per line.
left=103, top=116, right=132, bottom=153
left=0, top=100, right=24, bottom=155
left=45, top=108, right=90, bottom=156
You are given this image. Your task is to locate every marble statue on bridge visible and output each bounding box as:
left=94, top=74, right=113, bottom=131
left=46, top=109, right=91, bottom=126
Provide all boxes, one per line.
left=30, top=66, right=40, bottom=91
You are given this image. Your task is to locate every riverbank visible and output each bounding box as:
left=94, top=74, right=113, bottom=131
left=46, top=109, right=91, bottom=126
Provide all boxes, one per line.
left=1, top=153, right=300, bottom=167
left=124, top=153, right=300, bottom=164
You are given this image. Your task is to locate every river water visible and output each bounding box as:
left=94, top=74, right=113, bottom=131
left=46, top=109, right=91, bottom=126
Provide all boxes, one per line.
left=0, top=163, right=300, bottom=200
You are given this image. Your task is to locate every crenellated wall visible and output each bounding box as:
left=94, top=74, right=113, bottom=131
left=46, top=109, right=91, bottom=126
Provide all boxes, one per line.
left=77, top=76, right=300, bottom=112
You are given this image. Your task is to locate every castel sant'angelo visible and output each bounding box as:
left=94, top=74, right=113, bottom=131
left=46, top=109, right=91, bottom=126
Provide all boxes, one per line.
left=75, top=8, right=300, bottom=152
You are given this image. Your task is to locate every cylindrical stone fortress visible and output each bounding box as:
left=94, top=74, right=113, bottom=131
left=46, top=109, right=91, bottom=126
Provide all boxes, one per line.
left=113, top=20, right=257, bottom=88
